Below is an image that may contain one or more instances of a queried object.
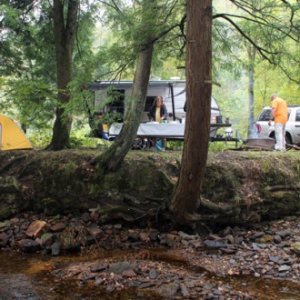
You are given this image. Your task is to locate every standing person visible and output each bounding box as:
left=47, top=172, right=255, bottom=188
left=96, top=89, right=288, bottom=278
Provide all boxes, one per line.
left=149, top=96, right=168, bottom=151
left=268, top=94, right=288, bottom=151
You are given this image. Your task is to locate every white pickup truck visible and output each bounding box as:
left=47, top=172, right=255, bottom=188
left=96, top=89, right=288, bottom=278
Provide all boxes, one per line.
left=256, top=106, right=300, bottom=145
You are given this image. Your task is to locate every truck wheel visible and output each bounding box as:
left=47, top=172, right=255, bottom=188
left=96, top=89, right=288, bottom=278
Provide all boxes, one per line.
left=285, top=134, right=292, bottom=145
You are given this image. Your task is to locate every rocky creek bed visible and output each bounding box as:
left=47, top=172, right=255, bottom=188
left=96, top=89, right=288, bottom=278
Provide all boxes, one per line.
left=2, top=212, right=300, bottom=299
left=2, top=149, right=300, bottom=298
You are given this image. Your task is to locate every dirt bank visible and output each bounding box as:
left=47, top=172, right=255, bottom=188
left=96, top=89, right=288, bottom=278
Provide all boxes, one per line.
left=1, top=149, right=300, bottom=226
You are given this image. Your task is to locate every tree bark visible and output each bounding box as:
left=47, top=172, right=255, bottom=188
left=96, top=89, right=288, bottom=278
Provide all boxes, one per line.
left=247, top=46, right=256, bottom=139
left=47, top=0, right=79, bottom=150
left=170, top=0, right=212, bottom=224
left=95, top=45, right=153, bottom=171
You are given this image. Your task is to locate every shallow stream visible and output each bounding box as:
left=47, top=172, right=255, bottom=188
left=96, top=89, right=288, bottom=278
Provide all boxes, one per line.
left=1, top=250, right=300, bottom=299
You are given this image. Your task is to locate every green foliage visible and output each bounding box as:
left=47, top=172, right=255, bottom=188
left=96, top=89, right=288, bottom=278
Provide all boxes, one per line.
left=27, top=130, right=52, bottom=149
left=3, top=79, right=56, bottom=129
left=69, top=129, right=111, bottom=149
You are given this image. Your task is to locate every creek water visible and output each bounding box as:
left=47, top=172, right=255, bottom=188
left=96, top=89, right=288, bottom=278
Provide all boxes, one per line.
left=0, top=251, right=153, bottom=300
left=1, top=250, right=300, bottom=299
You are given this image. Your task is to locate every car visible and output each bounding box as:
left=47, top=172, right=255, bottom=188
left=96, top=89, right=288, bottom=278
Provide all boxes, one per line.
left=256, top=105, right=300, bottom=145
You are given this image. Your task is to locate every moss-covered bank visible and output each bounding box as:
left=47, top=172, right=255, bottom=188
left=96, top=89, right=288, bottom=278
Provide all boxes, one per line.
left=1, top=149, right=300, bottom=225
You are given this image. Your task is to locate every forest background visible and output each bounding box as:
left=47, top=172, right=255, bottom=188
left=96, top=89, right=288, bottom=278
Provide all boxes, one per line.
left=0, top=0, right=299, bottom=148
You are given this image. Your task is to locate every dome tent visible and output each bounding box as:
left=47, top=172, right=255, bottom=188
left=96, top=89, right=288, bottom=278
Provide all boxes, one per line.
left=0, top=114, right=32, bottom=151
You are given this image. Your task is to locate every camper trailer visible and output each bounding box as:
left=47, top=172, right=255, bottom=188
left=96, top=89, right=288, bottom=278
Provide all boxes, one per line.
left=90, top=80, right=226, bottom=140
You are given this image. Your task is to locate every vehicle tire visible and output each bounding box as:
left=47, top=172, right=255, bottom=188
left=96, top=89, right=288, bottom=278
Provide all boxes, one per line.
left=285, top=133, right=292, bottom=146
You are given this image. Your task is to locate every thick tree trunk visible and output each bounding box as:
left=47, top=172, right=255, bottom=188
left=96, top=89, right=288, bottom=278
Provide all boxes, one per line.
left=48, top=0, right=79, bottom=150
left=247, top=46, right=256, bottom=139
left=95, top=46, right=153, bottom=171
left=170, top=0, right=212, bottom=223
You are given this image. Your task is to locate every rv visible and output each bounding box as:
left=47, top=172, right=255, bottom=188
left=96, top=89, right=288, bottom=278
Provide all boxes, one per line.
left=90, top=80, right=226, bottom=140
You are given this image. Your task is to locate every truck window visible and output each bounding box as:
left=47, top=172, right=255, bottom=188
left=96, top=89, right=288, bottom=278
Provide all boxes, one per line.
left=296, top=109, right=300, bottom=122
left=258, top=109, right=271, bottom=121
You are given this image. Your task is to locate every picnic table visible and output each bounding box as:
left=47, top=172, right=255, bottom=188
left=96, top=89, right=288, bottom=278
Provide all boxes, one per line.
left=108, top=121, right=233, bottom=140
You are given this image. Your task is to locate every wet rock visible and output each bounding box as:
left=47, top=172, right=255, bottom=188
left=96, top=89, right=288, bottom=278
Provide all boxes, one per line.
left=178, top=231, right=197, bottom=240
left=59, top=231, right=81, bottom=252
left=50, top=222, right=66, bottom=232
left=139, top=232, right=150, bottom=243
left=18, top=239, right=40, bottom=253
left=160, top=233, right=181, bottom=247
left=26, top=220, right=47, bottom=238
left=269, top=256, right=281, bottom=264
left=278, top=265, right=291, bottom=272
left=89, top=210, right=99, bottom=221
left=10, top=217, right=19, bottom=224
left=51, top=241, right=61, bottom=256
left=87, top=225, right=102, bottom=238
left=114, top=224, right=122, bottom=230
left=252, top=232, right=264, bottom=240
left=276, top=230, right=290, bottom=239
left=0, top=221, right=10, bottom=231
left=122, top=269, right=136, bottom=278
left=226, top=234, right=235, bottom=244
left=204, top=240, right=227, bottom=250
left=252, top=243, right=262, bottom=251
left=0, top=232, right=9, bottom=247
left=220, top=247, right=237, bottom=254
left=81, top=212, right=90, bottom=223
left=90, top=264, right=107, bottom=273
left=180, top=283, right=189, bottom=297
left=149, top=230, right=159, bottom=241
left=157, top=282, right=179, bottom=299
left=149, top=268, right=157, bottom=279
left=127, top=230, right=140, bottom=242
left=189, top=239, right=202, bottom=248
left=290, top=242, right=300, bottom=255
left=208, top=233, right=222, bottom=240
left=273, top=235, right=282, bottom=244
left=108, top=262, right=135, bottom=275
left=256, top=234, right=273, bottom=243
left=106, top=284, right=115, bottom=293
left=222, top=226, right=233, bottom=236
left=39, top=233, right=54, bottom=247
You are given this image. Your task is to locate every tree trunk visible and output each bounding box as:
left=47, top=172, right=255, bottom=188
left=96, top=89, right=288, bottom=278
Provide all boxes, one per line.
left=247, top=46, right=256, bottom=139
left=47, top=0, right=79, bottom=150
left=95, top=45, right=154, bottom=171
left=170, top=0, right=212, bottom=224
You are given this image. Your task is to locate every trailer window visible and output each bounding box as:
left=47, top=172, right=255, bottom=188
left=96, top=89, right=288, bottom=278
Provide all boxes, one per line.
left=106, top=89, right=125, bottom=116
left=144, top=96, right=156, bottom=112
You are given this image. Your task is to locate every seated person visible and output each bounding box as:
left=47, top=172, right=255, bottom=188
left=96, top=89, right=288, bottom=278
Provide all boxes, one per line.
left=149, top=96, right=168, bottom=122
left=148, top=96, right=168, bottom=151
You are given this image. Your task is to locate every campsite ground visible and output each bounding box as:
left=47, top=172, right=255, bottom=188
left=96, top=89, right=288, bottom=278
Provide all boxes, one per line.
left=1, top=149, right=300, bottom=299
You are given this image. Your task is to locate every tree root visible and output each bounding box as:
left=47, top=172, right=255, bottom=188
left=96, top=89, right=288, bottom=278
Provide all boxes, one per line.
left=199, top=197, right=234, bottom=213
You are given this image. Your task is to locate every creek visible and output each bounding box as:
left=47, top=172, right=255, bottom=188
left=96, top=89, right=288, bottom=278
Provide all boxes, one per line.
left=1, top=250, right=300, bottom=299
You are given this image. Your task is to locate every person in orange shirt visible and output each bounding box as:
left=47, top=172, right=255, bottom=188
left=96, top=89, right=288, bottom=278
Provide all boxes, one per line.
left=268, top=94, right=288, bottom=151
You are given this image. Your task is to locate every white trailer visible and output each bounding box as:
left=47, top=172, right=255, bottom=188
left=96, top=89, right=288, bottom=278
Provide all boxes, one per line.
left=91, top=80, right=221, bottom=122
left=90, top=80, right=228, bottom=139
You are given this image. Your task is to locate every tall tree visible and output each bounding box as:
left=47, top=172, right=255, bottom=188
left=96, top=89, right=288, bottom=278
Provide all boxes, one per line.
left=95, top=0, right=183, bottom=171
left=247, top=45, right=256, bottom=138
left=47, top=0, right=79, bottom=150
left=170, top=0, right=212, bottom=223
